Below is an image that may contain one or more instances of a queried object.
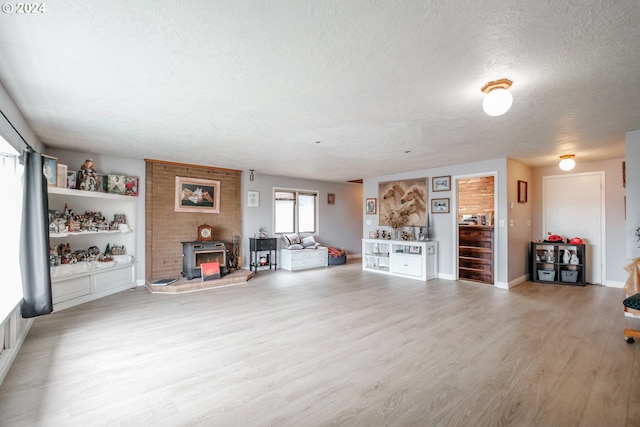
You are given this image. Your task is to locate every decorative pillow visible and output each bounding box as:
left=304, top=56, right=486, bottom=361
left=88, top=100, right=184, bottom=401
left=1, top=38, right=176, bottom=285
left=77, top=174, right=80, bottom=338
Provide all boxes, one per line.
left=281, top=233, right=301, bottom=247
left=286, top=244, right=304, bottom=250
left=301, top=235, right=317, bottom=248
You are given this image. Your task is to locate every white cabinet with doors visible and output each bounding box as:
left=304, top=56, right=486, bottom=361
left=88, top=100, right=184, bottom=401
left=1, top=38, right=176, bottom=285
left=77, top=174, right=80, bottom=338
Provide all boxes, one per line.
left=362, top=239, right=437, bottom=281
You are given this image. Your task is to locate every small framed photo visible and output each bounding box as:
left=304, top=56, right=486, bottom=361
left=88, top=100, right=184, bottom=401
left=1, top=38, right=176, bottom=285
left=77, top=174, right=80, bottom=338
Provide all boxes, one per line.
left=432, top=176, right=451, bottom=192
left=328, top=193, right=335, bottom=205
left=366, top=197, right=377, bottom=214
left=409, top=246, right=422, bottom=254
left=517, top=180, right=528, bottom=203
left=42, top=154, right=57, bottom=187
left=125, top=176, right=139, bottom=196
left=95, top=174, right=108, bottom=192
left=247, top=190, right=259, bottom=207
left=108, top=174, right=126, bottom=194
left=66, top=170, right=77, bottom=189
left=431, top=198, right=450, bottom=213
left=56, top=164, right=67, bottom=188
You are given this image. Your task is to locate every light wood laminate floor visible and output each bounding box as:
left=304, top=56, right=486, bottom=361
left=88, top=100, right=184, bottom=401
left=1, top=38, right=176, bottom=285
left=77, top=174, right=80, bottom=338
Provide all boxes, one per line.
left=1, top=260, right=639, bottom=426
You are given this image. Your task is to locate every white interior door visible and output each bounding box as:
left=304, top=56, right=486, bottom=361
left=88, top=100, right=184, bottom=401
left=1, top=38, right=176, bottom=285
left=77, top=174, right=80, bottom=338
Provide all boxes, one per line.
left=542, top=172, right=604, bottom=284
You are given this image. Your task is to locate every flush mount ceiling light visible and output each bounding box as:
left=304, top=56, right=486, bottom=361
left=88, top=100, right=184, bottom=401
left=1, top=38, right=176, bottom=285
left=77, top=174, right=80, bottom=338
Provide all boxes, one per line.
left=559, top=154, right=576, bottom=171
left=481, top=78, right=513, bottom=116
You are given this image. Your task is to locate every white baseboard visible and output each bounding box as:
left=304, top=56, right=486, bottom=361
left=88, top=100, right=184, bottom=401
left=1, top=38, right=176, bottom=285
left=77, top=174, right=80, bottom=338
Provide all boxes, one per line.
left=604, top=280, right=625, bottom=288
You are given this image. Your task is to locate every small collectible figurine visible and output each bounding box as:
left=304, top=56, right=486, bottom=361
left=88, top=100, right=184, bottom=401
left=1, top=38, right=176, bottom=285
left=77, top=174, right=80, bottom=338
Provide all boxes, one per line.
left=79, top=159, right=98, bottom=191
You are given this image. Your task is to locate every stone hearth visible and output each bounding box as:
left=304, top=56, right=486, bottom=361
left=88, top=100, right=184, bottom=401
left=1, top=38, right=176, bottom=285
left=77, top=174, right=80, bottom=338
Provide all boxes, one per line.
left=145, top=269, right=254, bottom=294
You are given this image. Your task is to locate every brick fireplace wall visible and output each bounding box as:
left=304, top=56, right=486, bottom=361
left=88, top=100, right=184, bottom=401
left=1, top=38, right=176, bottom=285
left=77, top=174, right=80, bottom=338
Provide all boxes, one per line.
left=145, top=160, right=241, bottom=282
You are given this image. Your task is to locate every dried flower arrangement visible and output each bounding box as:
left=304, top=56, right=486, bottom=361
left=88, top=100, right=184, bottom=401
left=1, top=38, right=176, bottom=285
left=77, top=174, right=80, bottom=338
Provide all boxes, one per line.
left=383, top=209, right=409, bottom=229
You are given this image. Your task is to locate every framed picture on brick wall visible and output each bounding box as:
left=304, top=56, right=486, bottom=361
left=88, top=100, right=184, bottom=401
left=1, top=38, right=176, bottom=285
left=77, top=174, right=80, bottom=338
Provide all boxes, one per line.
left=175, top=176, right=220, bottom=213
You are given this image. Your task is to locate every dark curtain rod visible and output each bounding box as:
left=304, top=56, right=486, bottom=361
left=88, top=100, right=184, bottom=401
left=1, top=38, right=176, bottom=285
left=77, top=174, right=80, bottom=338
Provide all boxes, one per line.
left=0, top=107, right=35, bottom=153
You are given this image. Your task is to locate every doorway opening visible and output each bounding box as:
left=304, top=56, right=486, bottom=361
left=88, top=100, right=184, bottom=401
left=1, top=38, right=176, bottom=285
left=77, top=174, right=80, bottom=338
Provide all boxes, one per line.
left=456, top=175, right=496, bottom=285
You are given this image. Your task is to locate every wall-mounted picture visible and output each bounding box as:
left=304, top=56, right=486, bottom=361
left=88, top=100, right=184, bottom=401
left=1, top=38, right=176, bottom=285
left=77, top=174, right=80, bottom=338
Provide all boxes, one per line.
left=328, top=193, right=335, bottom=205
left=175, top=176, right=221, bottom=213
left=378, top=178, right=428, bottom=227
left=366, top=197, right=377, bottom=214
left=247, top=190, right=259, bottom=207
left=517, top=180, right=528, bottom=203
left=431, top=198, right=450, bottom=213
left=42, top=154, right=57, bottom=187
left=432, top=176, right=451, bottom=192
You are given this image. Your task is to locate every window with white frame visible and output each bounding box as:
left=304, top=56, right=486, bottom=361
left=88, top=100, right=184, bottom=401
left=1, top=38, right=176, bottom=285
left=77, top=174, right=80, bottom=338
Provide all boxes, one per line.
left=0, top=137, right=23, bottom=322
left=274, top=189, right=318, bottom=234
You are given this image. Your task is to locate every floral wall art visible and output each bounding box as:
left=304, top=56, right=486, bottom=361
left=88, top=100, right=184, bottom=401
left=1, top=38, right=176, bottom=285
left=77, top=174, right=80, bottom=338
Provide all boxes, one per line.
left=378, top=178, right=428, bottom=227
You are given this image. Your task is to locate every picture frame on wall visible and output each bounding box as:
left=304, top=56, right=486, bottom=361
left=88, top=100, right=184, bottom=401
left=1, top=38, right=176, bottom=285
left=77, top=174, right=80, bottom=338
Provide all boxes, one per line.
left=247, top=190, right=259, bottom=207
left=366, top=197, right=377, bottom=214
left=42, top=154, right=57, bottom=187
left=431, top=198, right=450, bottom=213
left=432, top=176, right=451, bottom=192
left=328, top=193, right=335, bottom=205
left=517, top=180, right=528, bottom=203
left=175, top=176, right=221, bottom=213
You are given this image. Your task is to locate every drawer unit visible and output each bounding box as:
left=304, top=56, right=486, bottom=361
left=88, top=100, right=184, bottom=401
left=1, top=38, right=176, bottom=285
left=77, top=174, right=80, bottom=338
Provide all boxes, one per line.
left=458, top=226, right=494, bottom=285
left=391, top=253, right=423, bottom=278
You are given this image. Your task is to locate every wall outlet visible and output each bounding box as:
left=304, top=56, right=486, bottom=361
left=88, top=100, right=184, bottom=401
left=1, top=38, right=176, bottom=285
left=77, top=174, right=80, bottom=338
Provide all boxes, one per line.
left=366, top=220, right=372, bottom=225
left=499, top=220, right=505, bottom=227
left=509, top=219, right=514, bottom=227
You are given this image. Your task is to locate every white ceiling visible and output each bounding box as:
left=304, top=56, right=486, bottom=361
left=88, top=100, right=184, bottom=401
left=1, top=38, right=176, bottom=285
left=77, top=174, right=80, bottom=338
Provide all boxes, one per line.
left=1, top=1, right=639, bottom=182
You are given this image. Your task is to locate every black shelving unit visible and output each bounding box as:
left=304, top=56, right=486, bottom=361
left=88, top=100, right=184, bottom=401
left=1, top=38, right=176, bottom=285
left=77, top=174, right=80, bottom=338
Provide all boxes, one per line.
left=530, top=241, right=586, bottom=286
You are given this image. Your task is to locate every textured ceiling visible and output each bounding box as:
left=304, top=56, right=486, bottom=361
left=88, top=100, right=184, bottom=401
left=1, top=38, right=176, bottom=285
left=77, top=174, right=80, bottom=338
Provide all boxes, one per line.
left=0, top=1, right=639, bottom=181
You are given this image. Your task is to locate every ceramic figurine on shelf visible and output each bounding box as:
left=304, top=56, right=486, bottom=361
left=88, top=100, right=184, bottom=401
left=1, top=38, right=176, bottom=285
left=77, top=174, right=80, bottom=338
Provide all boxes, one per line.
left=570, top=251, right=579, bottom=264
left=563, top=249, right=571, bottom=264
left=78, top=159, right=98, bottom=191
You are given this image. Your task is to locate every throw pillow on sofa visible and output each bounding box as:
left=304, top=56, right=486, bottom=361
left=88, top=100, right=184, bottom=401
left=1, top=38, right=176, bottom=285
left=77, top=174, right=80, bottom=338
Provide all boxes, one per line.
left=301, top=235, right=320, bottom=249
left=281, top=233, right=302, bottom=247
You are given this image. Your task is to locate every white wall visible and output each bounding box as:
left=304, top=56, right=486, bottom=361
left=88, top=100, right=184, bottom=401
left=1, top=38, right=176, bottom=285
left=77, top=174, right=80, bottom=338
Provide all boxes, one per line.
left=0, top=82, right=44, bottom=153
left=507, top=159, right=534, bottom=284
left=47, top=148, right=146, bottom=283
left=627, top=130, right=640, bottom=260
left=241, top=170, right=363, bottom=267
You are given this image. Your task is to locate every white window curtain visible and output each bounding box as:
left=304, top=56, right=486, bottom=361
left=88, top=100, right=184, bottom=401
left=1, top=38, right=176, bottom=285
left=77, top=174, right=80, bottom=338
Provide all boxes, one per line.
left=0, top=146, right=24, bottom=321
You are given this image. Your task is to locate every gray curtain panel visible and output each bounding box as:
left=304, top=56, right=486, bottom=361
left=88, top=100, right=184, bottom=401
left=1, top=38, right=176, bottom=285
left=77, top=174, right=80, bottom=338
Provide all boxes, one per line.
left=20, top=150, right=53, bottom=318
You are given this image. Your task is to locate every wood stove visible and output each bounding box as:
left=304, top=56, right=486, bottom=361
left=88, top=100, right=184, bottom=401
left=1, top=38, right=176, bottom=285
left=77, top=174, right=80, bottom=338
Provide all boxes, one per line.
left=182, top=240, right=229, bottom=279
